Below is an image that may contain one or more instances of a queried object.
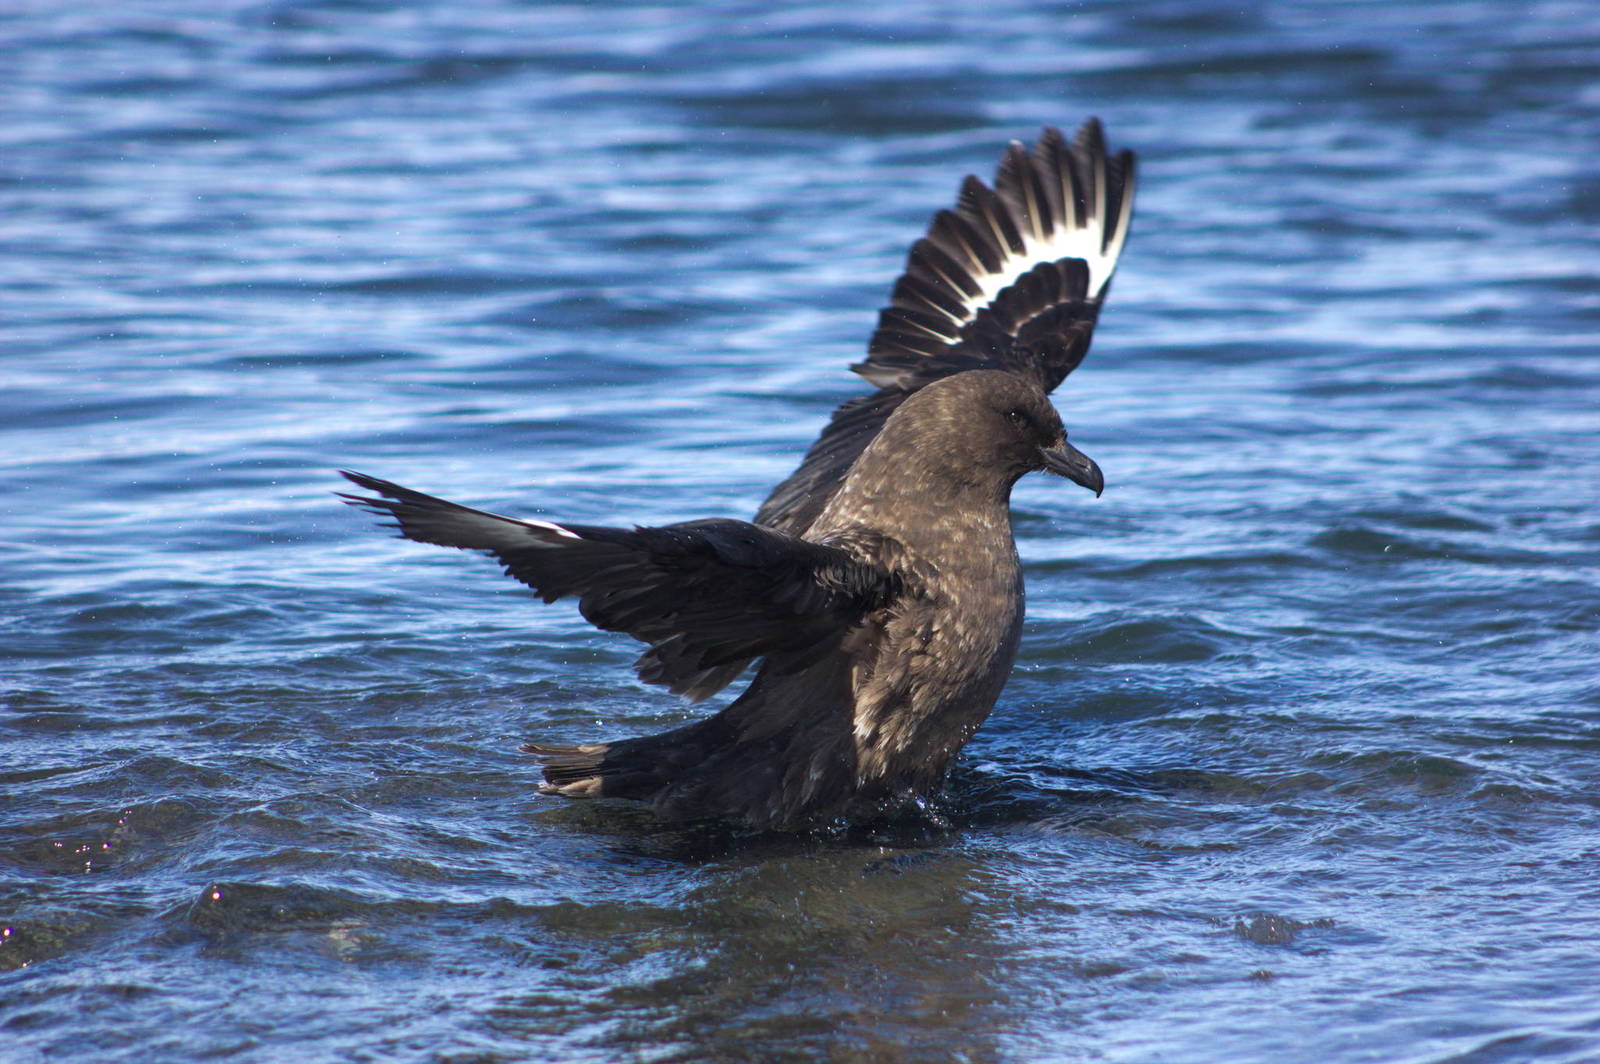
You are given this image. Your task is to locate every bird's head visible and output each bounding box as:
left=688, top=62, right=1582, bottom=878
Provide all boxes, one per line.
left=894, top=370, right=1104, bottom=497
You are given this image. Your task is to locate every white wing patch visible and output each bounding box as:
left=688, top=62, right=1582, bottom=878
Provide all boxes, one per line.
left=969, top=157, right=1132, bottom=311
left=520, top=517, right=581, bottom=542
left=441, top=508, right=583, bottom=549
left=859, top=120, right=1136, bottom=388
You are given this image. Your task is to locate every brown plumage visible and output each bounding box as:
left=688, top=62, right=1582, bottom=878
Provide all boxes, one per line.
left=339, top=120, right=1135, bottom=830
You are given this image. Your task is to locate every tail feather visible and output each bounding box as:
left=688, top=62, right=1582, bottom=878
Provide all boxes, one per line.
left=521, top=741, right=610, bottom=785
left=520, top=717, right=855, bottom=830
left=523, top=644, right=864, bottom=830
left=522, top=723, right=725, bottom=805
left=522, top=741, right=671, bottom=802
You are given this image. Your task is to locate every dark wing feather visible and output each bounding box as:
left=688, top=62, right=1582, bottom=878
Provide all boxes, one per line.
left=756, top=119, right=1135, bottom=535
left=339, top=471, right=898, bottom=701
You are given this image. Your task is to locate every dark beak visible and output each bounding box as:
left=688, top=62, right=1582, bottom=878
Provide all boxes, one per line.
left=1040, top=441, right=1104, bottom=497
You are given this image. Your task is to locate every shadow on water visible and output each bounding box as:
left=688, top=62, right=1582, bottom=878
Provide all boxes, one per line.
left=490, top=803, right=1020, bottom=1062
left=466, top=765, right=1157, bottom=1061
left=523, top=754, right=1149, bottom=865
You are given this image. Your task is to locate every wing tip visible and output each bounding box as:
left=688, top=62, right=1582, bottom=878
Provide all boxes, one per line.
left=858, top=118, right=1136, bottom=389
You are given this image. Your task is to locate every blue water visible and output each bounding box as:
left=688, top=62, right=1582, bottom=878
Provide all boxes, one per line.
left=4, top=1, right=1599, bottom=1060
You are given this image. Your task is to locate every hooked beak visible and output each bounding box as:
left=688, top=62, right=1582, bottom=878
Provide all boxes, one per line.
left=1040, top=441, right=1104, bottom=497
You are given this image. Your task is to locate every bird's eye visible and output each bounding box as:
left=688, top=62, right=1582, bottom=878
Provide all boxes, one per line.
left=1005, top=408, right=1029, bottom=427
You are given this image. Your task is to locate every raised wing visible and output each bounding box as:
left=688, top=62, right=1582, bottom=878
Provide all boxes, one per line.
left=339, top=471, right=900, bottom=701
left=756, top=119, right=1135, bottom=535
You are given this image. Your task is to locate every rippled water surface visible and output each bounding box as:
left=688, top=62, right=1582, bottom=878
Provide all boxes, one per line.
left=5, top=1, right=1600, bottom=1061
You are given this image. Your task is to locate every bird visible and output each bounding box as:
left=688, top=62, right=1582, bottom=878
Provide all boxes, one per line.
left=340, top=119, right=1135, bottom=831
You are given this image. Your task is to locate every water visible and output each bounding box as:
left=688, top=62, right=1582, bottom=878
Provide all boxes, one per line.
left=4, top=0, right=1599, bottom=1060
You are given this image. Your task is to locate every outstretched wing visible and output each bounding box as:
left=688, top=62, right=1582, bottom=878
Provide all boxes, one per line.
left=339, top=471, right=899, bottom=701
left=756, top=119, right=1135, bottom=535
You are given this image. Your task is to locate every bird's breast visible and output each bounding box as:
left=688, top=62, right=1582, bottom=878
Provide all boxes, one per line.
left=846, top=522, right=1025, bottom=790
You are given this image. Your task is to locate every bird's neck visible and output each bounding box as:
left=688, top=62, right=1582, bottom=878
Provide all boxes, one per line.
left=813, top=459, right=1019, bottom=565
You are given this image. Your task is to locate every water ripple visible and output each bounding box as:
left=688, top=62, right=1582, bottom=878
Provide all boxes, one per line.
left=5, top=0, right=1600, bottom=1061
